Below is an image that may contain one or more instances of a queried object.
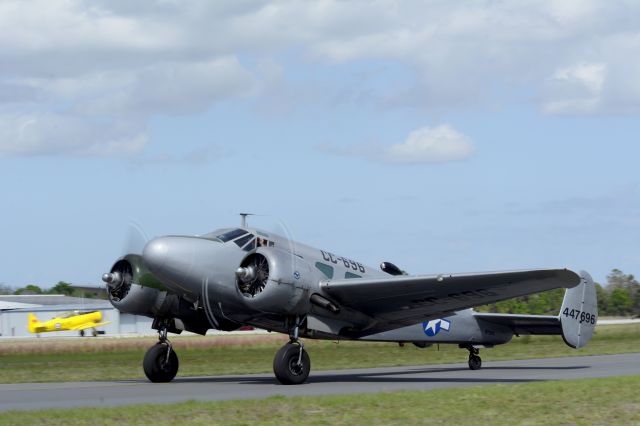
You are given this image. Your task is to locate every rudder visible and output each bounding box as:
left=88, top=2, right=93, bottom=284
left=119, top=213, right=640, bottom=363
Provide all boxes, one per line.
left=27, top=312, right=40, bottom=333
left=559, top=271, right=598, bottom=348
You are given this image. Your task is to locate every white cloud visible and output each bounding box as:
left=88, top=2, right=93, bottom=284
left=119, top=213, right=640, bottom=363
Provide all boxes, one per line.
left=20, top=57, right=254, bottom=116
left=0, top=2, right=257, bottom=157
left=1, top=0, right=640, bottom=156
left=0, top=113, right=147, bottom=157
left=555, top=63, right=606, bottom=93
left=320, top=124, right=474, bottom=165
left=543, top=63, right=606, bottom=114
left=384, top=125, right=474, bottom=164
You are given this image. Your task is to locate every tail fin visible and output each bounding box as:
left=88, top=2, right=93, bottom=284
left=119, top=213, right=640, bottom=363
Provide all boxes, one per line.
left=559, top=271, right=598, bottom=348
left=27, top=313, right=39, bottom=333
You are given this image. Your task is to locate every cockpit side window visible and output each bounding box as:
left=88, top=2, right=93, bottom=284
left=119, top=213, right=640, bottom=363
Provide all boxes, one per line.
left=217, top=228, right=248, bottom=242
left=242, top=238, right=256, bottom=251
left=234, top=233, right=254, bottom=249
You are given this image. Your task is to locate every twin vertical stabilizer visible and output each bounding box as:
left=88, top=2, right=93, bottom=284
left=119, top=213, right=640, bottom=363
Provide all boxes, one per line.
left=559, top=271, right=598, bottom=348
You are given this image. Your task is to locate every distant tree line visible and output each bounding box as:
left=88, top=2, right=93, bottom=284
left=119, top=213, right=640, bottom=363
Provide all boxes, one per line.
left=477, top=269, right=640, bottom=318
left=0, top=281, right=102, bottom=299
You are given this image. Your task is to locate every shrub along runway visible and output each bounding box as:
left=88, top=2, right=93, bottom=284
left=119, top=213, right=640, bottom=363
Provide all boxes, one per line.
left=1, top=353, right=638, bottom=411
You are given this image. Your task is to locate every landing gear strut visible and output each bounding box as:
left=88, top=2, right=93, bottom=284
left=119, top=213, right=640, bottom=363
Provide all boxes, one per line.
left=273, top=317, right=310, bottom=385
left=143, top=324, right=179, bottom=383
left=464, top=345, right=482, bottom=370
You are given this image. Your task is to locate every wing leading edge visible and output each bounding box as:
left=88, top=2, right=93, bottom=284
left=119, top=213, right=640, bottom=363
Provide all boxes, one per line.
left=320, top=268, right=580, bottom=331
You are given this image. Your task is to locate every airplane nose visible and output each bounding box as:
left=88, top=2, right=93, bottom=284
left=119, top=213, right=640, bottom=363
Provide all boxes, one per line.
left=143, top=237, right=171, bottom=269
left=143, top=236, right=197, bottom=285
left=142, top=236, right=222, bottom=292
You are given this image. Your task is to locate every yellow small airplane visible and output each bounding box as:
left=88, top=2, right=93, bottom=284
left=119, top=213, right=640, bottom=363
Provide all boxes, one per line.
left=28, top=311, right=110, bottom=337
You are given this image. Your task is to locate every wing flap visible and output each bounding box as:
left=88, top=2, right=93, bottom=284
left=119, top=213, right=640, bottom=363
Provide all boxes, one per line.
left=320, top=268, right=580, bottom=329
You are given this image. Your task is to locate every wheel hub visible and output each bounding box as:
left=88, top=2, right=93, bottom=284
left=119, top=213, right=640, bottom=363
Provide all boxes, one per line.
left=288, top=358, right=303, bottom=376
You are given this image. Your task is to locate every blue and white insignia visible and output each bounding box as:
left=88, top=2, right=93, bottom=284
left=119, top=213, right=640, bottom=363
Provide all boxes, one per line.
left=423, top=319, right=451, bottom=337
left=293, top=271, right=301, bottom=280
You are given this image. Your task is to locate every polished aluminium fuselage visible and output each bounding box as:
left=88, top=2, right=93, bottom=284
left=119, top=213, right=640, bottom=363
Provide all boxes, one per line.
left=141, top=227, right=513, bottom=347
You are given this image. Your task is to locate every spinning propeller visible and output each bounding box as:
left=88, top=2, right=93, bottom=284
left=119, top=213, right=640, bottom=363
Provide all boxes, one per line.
left=102, top=222, right=149, bottom=301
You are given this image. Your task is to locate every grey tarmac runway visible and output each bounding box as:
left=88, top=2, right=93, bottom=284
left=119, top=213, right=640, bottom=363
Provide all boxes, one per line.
left=1, top=353, right=639, bottom=412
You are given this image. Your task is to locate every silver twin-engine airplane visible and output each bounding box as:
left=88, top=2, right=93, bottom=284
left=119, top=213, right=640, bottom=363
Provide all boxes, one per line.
left=102, top=220, right=598, bottom=384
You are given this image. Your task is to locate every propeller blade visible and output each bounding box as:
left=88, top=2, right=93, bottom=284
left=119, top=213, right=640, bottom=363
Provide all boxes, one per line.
left=123, top=221, right=149, bottom=256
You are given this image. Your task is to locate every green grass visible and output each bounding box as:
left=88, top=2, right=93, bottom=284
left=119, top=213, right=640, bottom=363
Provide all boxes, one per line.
left=0, top=324, right=638, bottom=384
left=2, top=375, right=639, bottom=425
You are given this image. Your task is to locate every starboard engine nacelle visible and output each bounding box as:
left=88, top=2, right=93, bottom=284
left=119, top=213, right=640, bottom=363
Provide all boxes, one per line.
left=235, top=247, right=311, bottom=314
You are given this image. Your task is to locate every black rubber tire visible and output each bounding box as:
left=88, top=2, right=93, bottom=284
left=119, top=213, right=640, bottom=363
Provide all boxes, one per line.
left=92, top=329, right=98, bottom=337
left=273, top=343, right=310, bottom=385
left=468, top=355, right=482, bottom=370
left=143, top=343, right=179, bottom=383
left=79, top=330, right=85, bottom=337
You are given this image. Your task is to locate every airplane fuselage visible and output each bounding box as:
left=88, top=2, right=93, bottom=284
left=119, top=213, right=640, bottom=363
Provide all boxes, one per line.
left=102, top=224, right=596, bottom=383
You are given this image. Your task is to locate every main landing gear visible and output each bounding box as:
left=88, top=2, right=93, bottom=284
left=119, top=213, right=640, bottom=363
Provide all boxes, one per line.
left=143, top=325, right=179, bottom=383
left=273, top=317, right=310, bottom=385
left=79, top=328, right=98, bottom=337
left=463, top=345, right=482, bottom=370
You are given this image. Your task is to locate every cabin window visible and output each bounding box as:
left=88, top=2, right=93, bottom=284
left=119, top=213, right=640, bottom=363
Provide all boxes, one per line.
left=315, top=262, right=334, bottom=279
left=345, top=272, right=361, bottom=279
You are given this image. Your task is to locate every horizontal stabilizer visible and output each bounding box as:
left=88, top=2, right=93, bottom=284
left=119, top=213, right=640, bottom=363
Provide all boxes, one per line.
left=473, top=270, right=597, bottom=349
left=474, top=313, right=561, bottom=335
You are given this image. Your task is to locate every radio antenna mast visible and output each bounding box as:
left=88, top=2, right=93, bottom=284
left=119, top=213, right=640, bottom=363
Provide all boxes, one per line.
left=239, top=213, right=253, bottom=228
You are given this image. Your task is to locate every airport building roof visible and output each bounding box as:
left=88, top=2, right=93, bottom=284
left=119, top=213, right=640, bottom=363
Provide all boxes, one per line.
left=0, top=300, right=42, bottom=310
left=0, top=295, right=111, bottom=311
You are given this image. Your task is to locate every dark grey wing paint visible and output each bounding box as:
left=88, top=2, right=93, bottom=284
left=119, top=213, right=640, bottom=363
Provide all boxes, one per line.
left=473, top=313, right=561, bottom=335
left=320, top=268, right=580, bottom=329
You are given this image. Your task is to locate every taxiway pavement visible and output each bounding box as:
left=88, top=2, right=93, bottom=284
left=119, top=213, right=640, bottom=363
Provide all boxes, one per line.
left=1, top=353, right=638, bottom=411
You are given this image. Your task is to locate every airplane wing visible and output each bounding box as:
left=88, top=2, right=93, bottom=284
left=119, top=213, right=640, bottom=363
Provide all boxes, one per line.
left=472, top=313, right=561, bottom=335
left=320, top=268, right=579, bottom=332
left=69, top=321, right=111, bottom=331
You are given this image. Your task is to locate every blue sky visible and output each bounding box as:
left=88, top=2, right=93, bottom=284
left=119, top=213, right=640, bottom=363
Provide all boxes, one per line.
left=1, top=1, right=639, bottom=288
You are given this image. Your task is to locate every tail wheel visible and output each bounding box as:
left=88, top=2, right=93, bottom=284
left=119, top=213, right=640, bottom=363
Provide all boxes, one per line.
left=273, top=343, right=310, bottom=385
left=468, top=355, right=482, bottom=370
left=143, top=343, right=179, bottom=383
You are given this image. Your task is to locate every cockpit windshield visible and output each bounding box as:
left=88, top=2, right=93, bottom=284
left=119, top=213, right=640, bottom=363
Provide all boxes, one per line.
left=216, top=228, right=249, bottom=242
left=200, top=228, right=246, bottom=242
left=199, top=228, right=274, bottom=252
